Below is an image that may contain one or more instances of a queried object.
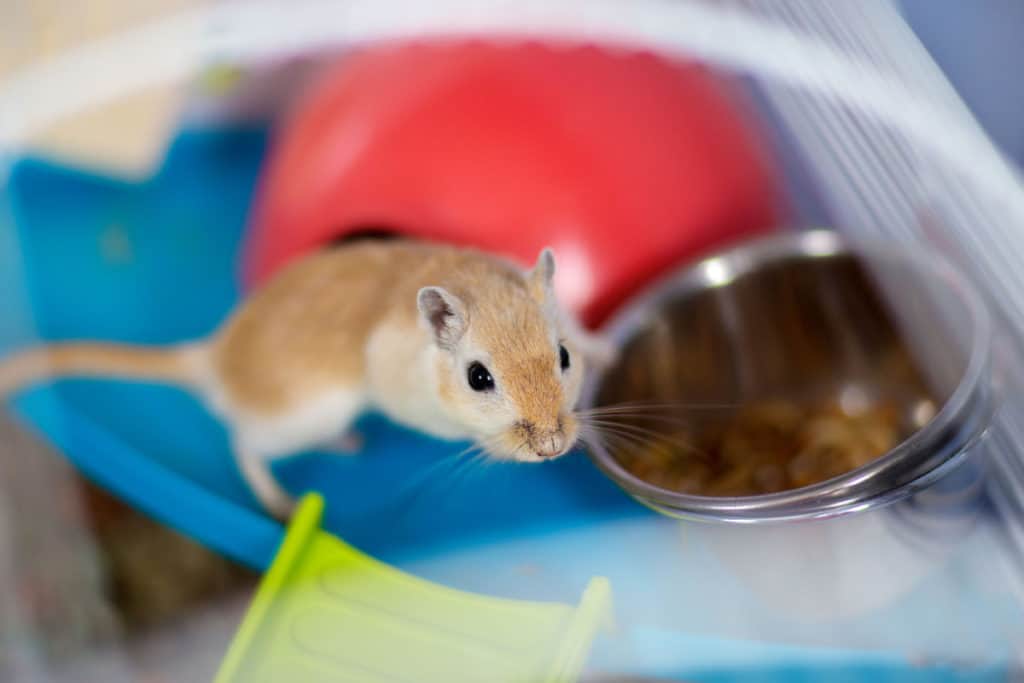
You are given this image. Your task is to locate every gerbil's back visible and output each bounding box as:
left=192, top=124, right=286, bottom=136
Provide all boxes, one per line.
left=210, top=241, right=520, bottom=412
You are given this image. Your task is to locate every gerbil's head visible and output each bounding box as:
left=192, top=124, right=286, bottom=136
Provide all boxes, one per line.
left=417, top=248, right=585, bottom=462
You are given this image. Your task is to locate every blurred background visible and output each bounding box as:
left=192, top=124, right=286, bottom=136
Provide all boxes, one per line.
left=2, top=2, right=1024, bottom=682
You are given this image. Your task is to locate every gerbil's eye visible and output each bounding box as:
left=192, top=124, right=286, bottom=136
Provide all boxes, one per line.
left=467, top=362, right=495, bottom=392
left=559, top=344, right=570, bottom=372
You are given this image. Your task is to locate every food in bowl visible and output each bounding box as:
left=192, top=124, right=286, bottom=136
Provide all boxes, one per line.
left=614, top=397, right=904, bottom=496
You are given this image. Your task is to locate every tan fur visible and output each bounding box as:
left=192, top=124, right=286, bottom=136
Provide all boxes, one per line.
left=210, top=241, right=538, bottom=413
left=0, top=342, right=203, bottom=397
left=0, top=239, right=604, bottom=517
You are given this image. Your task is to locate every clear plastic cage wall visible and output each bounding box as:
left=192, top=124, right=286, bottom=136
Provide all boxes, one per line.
left=3, top=1, right=1024, bottom=680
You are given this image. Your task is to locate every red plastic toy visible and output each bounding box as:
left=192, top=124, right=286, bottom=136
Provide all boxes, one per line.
left=242, top=41, right=782, bottom=326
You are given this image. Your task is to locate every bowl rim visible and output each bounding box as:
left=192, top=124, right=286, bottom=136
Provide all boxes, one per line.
left=580, top=228, right=994, bottom=523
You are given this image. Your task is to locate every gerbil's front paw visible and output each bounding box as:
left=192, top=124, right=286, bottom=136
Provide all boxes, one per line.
left=266, top=494, right=298, bottom=521
left=321, top=431, right=365, bottom=455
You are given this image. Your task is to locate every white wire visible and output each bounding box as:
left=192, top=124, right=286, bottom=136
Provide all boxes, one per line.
left=772, top=1, right=914, bottom=238
left=797, top=4, right=920, bottom=236
left=767, top=0, right=1024, bottom=315
left=786, top=0, right=931, bottom=243
left=761, top=8, right=1024, bottom=568
left=765, top=85, right=874, bottom=232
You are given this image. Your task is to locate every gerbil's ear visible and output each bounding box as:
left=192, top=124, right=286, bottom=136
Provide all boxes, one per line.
left=528, top=247, right=557, bottom=304
left=564, top=313, right=619, bottom=370
left=417, top=286, right=467, bottom=351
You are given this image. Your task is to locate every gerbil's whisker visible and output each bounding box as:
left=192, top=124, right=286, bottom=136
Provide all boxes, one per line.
left=581, top=425, right=647, bottom=460
left=392, top=441, right=488, bottom=504
left=580, top=420, right=712, bottom=462
left=445, top=455, right=482, bottom=490
left=575, top=402, right=735, bottom=421
left=616, top=428, right=710, bottom=462
left=466, top=449, right=495, bottom=473
left=577, top=399, right=737, bottom=411
left=579, top=422, right=649, bottom=453
left=579, top=417, right=688, bottom=444
left=573, top=411, right=693, bottom=426
left=455, top=441, right=486, bottom=459
left=473, top=434, right=506, bottom=458
left=389, top=474, right=452, bottom=520
left=580, top=426, right=644, bottom=461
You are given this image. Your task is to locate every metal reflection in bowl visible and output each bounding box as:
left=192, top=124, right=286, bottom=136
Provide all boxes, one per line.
left=582, top=230, right=992, bottom=522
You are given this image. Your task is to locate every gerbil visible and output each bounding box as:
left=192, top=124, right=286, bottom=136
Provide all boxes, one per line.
left=0, top=240, right=613, bottom=518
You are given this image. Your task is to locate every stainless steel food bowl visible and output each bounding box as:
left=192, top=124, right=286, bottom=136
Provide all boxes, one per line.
left=581, top=229, right=993, bottom=522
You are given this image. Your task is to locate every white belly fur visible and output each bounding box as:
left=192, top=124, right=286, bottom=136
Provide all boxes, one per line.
left=233, top=389, right=365, bottom=458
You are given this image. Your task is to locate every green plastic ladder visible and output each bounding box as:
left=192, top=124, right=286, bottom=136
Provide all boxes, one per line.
left=216, top=494, right=612, bottom=682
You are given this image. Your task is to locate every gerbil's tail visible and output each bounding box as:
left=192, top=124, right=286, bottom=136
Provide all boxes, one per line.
left=0, top=342, right=208, bottom=398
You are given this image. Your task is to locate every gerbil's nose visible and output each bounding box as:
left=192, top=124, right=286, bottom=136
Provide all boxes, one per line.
left=534, top=431, right=569, bottom=459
